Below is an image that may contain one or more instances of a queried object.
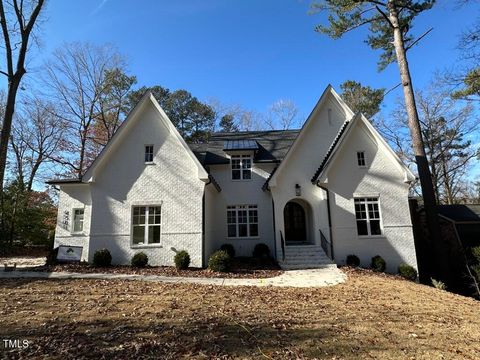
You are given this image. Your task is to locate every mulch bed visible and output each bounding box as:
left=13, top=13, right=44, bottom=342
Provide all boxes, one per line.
left=28, top=257, right=283, bottom=279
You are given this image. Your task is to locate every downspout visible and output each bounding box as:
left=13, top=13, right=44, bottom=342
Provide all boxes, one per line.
left=318, top=184, right=334, bottom=260
left=271, top=198, right=277, bottom=261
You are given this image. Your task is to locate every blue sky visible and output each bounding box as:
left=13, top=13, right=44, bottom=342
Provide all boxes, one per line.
left=28, top=0, right=479, bottom=119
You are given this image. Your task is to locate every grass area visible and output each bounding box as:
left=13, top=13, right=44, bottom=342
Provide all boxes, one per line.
left=0, top=268, right=479, bottom=359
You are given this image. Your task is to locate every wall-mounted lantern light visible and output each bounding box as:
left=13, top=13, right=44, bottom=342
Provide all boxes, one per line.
left=295, top=183, right=301, bottom=196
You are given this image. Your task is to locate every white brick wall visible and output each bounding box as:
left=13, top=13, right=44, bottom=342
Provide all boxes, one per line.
left=327, top=120, right=417, bottom=272
left=54, top=98, right=205, bottom=267
left=204, top=162, right=276, bottom=261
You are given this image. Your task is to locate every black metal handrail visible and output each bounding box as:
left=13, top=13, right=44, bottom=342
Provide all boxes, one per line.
left=280, top=230, right=285, bottom=261
left=320, top=229, right=333, bottom=260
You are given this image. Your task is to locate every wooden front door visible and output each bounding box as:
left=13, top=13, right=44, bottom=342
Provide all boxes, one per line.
left=284, top=202, right=307, bottom=242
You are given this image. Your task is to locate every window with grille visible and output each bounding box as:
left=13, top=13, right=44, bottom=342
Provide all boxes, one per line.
left=354, top=198, right=382, bottom=236
left=357, top=151, right=366, bottom=167
left=72, top=209, right=84, bottom=233
left=231, top=155, right=252, bottom=180
left=132, top=206, right=161, bottom=245
left=227, top=205, right=258, bottom=238
left=145, top=145, right=154, bottom=163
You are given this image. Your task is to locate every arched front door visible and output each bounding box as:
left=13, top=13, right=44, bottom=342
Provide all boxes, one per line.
left=284, top=201, right=307, bottom=243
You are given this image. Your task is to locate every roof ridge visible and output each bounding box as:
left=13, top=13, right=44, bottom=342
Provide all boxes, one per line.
left=310, top=120, right=351, bottom=183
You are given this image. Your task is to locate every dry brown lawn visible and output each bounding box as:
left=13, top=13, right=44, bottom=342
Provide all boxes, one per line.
left=0, top=268, right=479, bottom=359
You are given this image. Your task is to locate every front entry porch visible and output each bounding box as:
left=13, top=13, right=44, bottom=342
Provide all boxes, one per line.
left=279, top=199, right=333, bottom=269
left=283, top=199, right=314, bottom=246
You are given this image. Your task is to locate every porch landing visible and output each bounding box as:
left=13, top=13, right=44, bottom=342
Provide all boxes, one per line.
left=278, top=244, right=334, bottom=270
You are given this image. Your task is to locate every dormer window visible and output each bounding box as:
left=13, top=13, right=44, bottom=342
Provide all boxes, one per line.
left=145, top=145, right=154, bottom=163
left=231, top=155, right=252, bottom=180
left=357, top=151, right=366, bottom=167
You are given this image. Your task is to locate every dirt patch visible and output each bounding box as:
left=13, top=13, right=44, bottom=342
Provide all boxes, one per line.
left=0, top=268, right=479, bottom=359
left=28, top=257, right=283, bottom=279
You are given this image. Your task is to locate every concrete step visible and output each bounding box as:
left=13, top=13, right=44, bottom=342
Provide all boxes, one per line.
left=278, top=244, right=334, bottom=270
left=279, top=263, right=336, bottom=270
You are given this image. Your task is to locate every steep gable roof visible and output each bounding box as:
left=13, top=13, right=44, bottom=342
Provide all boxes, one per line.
left=265, top=85, right=354, bottom=189
left=312, top=113, right=415, bottom=184
left=84, top=91, right=208, bottom=182
left=48, top=92, right=209, bottom=185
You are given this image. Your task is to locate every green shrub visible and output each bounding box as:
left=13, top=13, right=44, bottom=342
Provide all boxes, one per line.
left=174, top=250, right=190, bottom=270
left=346, top=254, right=360, bottom=267
left=93, top=248, right=112, bottom=267
left=371, top=255, right=386, bottom=272
left=208, top=250, right=232, bottom=272
left=220, top=243, right=235, bottom=258
left=472, top=246, right=480, bottom=262
left=46, top=247, right=59, bottom=266
left=131, top=252, right=148, bottom=268
left=252, top=243, right=270, bottom=258
left=398, top=264, right=417, bottom=281
left=431, top=278, right=447, bottom=291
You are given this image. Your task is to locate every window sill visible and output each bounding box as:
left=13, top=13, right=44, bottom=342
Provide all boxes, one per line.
left=144, top=162, right=155, bottom=166
left=226, top=236, right=260, bottom=240
left=131, top=244, right=162, bottom=249
left=358, top=235, right=385, bottom=239
left=70, top=232, right=86, bottom=236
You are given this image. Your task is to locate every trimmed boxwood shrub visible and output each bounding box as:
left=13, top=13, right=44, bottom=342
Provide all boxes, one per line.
left=398, top=263, right=417, bottom=281
left=371, top=255, right=386, bottom=272
left=131, top=252, right=148, bottom=268
left=46, top=247, right=59, bottom=266
left=252, top=243, right=270, bottom=258
left=93, top=248, right=112, bottom=267
left=208, top=250, right=231, bottom=272
left=174, top=250, right=191, bottom=270
left=346, top=254, right=360, bottom=267
left=220, top=243, right=235, bottom=258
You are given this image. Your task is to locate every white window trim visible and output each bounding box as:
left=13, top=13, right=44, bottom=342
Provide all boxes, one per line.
left=357, top=150, right=367, bottom=168
left=226, top=204, right=259, bottom=239
left=144, top=144, right=155, bottom=164
left=130, top=204, right=162, bottom=247
left=71, top=208, right=85, bottom=234
left=354, top=197, right=384, bottom=238
left=230, top=154, right=253, bottom=181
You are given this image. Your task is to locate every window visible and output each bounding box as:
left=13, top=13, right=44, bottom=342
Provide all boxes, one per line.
left=145, top=145, right=154, bottom=163
left=132, top=206, right=161, bottom=245
left=227, top=205, right=258, bottom=238
left=231, top=155, right=252, bottom=180
left=72, top=209, right=84, bottom=233
left=357, top=151, right=366, bottom=167
left=354, top=198, right=382, bottom=236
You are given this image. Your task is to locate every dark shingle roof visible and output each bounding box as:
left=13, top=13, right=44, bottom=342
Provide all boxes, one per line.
left=189, top=130, right=300, bottom=165
left=437, top=205, right=480, bottom=222
left=310, top=120, right=350, bottom=183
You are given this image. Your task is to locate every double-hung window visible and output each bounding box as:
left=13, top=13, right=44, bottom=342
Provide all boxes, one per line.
left=72, top=209, right=84, bottom=233
left=227, top=205, right=258, bottom=238
left=354, top=197, right=382, bottom=236
left=132, top=206, right=161, bottom=245
left=231, top=155, right=252, bottom=180
left=357, top=151, right=366, bottom=167
left=145, top=145, right=154, bottom=163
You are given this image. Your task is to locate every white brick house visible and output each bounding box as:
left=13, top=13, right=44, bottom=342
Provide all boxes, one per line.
left=49, top=85, right=418, bottom=271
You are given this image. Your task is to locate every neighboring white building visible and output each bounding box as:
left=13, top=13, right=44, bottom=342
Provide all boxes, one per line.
left=49, top=85, right=418, bottom=271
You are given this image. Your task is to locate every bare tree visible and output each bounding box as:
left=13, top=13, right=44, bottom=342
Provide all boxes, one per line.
left=264, top=99, right=300, bottom=130
left=0, top=0, right=45, bottom=205
left=380, top=84, right=479, bottom=204
left=10, top=98, right=66, bottom=191
left=43, top=42, right=131, bottom=177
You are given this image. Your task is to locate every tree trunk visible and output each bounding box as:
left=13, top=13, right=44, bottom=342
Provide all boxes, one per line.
left=388, top=1, right=450, bottom=284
